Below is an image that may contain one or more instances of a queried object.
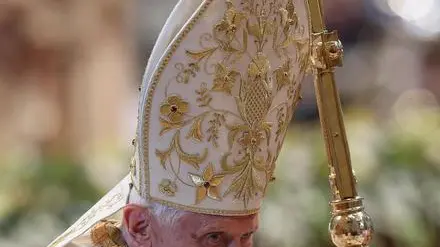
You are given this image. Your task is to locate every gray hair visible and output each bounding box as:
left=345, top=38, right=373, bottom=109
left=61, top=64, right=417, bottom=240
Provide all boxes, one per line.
left=148, top=202, right=187, bottom=227
left=126, top=184, right=187, bottom=227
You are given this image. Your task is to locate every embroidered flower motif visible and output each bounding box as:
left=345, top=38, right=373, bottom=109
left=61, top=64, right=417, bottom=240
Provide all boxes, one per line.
left=247, top=53, right=271, bottom=79
left=159, top=179, right=178, bottom=197
left=274, top=59, right=292, bottom=90
left=238, top=130, right=264, bottom=150
left=214, top=1, right=247, bottom=40
left=160, top=95, right=189, bottom=123
left=189, top=164, right=225, bottom=204
left=211, top=63, right=240, bottom=95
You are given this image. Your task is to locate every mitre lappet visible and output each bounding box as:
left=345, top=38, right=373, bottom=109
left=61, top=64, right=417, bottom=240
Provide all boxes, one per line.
left=47, top=0, right=311, bottom=246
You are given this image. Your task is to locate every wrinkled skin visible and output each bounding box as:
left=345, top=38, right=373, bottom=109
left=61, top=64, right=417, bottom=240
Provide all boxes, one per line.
left=122, top=204, right=258, bottom=247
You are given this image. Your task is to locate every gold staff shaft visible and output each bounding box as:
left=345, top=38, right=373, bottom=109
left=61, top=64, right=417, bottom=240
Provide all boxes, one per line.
left=307, top=0, right=374, bottom=246
left=308, top=0, right=356, bottom=200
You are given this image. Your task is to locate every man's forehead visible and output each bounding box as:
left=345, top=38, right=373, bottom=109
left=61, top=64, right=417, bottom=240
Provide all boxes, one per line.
left=179, top=212, right=259, bottom=230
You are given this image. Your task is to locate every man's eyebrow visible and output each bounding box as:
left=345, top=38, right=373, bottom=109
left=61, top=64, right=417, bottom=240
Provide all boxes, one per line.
left=241, top=231, right=253, bottom=236
left=194, top=223, right=226, bottom=236
left=242, top=227, right=258, bottom=236
left=198, top=225, right=227, bottom=233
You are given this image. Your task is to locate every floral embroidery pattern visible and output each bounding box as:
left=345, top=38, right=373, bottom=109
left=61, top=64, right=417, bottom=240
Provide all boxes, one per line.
left=274, top=58, right=293, bottom=91
left=189, top=164, right=225, bottom=204
left=159, top=179, right=178, bottom=197
left=160, top=95, right=189, bottom=123
left=155, top=0, right=309, bottom=207
left=156, top=131, right=208, bottom=170
left=212, top=63, right=240, bottom=95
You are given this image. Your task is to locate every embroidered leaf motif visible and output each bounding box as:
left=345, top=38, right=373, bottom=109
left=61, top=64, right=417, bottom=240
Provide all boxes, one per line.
left=207, top=113, right=225, bottom=147
left=223, top=158, right=262, bottom=208
left=242, top=28, right=248, bottom=52
left=174, top=133, right=207, bottom=170
left=273, top=59, right=292, bottom=91
left=189, top=173, right=205, bottom=187
left=159, top=179, right=178, bottom=197
left=159, top=118, right=182, bottom=136
left=175, top=62, right=199, bottom=84
left=186, top=47, right=217, bottom=61
left=220, top=152, right=245, bottom=174
left=261, top=122, right=272, bottom=145
left=211, top=63, right=240, bottom=95
left=155, top=148, right=171, bottom=170
left=195, top=83, right=212, bottom=107
left=186, top=117, right=204, bottom=142
left=275, top=107, right=287, bottom=142
left=156, top=131, right=207, bottom=170
left=227, top=124, right=248, bottom=148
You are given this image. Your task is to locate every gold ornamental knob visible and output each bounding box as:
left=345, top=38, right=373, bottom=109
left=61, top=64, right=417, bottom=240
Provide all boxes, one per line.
left=329, top=198, right=374, bottom=247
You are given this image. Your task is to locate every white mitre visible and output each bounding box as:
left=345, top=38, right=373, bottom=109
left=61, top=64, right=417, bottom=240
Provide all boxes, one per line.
left=47, top=0, right=311, bottom=246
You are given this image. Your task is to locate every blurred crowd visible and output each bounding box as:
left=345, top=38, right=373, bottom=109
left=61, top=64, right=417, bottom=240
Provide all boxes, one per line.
left=0, top=0, right=439, bottom=246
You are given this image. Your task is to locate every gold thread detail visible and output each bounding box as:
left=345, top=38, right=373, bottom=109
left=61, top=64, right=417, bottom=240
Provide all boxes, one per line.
left=47, top=192, right=124, bottom=247
left=158, top=179, right=178, bottom=197
left=91, top=220, right=128, bottom=247
left=138, top=0, right=312, bottom=216
left=189, top=163, right=225, bottom=204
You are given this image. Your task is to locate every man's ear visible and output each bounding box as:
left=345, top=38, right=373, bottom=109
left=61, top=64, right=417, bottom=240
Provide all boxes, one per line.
left=122, top=204, right=155, bottom=247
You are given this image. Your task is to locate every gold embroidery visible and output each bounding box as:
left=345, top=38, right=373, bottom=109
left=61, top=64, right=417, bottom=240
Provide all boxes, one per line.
left=186, top=117, right=204, bottom=142
left=159, top=118, right=182, bottom=136
left=139, top=0, right=311, bottom=214
left=160, top=95, right=189, bottom=123
left=176, top=48, right=218, bottom=84
left=175, top=62, right=199, bottom=84
left=214, top=0, right=247, bottom=53
left=91, top=220, right=128, bottom=247
left=155, top=131, right=208, bottom=170
left=196, top=82, right=213, bottom=107
left=157, top=0, right=308, bottom=208
left=217, top=52, right=274, bottom=207
left=48, top=193, right=124, bottom=247
left=207, top=113, right=226, bottom=147
left=275, top=107, right=287, bottom=142
left=189, top=164, right=225, bottom=204
left=274, top=58, right=292, bottom=91
left=186, top=48, right=217, bottom=61
left=212, top=63, right=240, bottom=95
left=129, top=156, right=136, bottom=176
left=159, top=179, right=178, bottom=197
left=159, top=95, right=190, bottom=135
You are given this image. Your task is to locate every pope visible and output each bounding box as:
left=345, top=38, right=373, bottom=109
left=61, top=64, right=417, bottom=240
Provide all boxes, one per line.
left=47, top=0, right=311, bottom=246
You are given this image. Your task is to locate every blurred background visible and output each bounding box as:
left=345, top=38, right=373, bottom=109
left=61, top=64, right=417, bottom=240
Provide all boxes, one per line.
left=0, top=0, right=439, bottom=246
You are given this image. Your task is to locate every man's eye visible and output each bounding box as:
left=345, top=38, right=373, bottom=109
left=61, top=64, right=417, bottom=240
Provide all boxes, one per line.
left=205, top=232, right=224, bottom=246
left=241, top=232, right=254, bottom=240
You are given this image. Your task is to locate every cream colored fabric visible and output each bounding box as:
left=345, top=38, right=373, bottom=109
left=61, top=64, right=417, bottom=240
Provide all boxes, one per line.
left=47, top=0, right=311, bottom=246
left=134, top=0, right=310, bottom=215
left=47, top=175, right=130, bottom=247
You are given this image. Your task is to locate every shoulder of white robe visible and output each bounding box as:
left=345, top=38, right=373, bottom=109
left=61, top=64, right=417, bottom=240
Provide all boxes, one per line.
left=46, top=175, right=130, bottom=247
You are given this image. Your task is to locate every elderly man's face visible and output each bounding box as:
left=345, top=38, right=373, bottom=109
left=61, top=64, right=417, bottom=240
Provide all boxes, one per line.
left=123, top=205, right=258, bottom=247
